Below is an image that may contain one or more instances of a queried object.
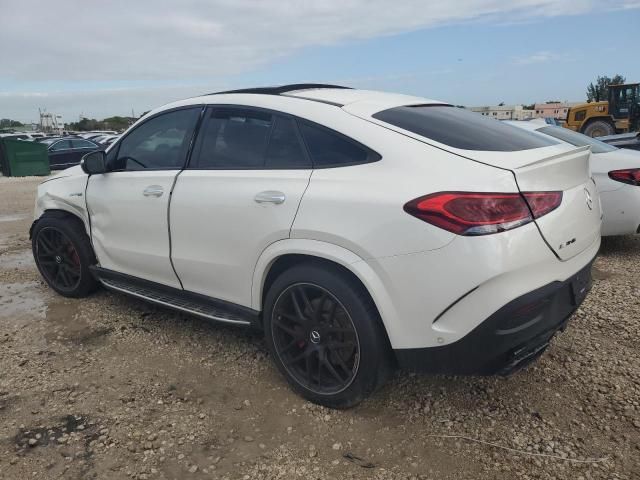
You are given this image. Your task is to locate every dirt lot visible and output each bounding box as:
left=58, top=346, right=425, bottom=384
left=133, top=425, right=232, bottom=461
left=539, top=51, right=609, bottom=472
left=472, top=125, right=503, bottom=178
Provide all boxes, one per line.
left=0, top=176, right=638, bottom=480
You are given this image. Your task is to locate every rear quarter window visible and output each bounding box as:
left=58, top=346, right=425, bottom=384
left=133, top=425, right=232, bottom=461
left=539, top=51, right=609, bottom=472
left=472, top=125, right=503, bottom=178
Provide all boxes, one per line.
left=372, top=105, right=558, bottom=152
left=298, top=121, right=380, bottom=167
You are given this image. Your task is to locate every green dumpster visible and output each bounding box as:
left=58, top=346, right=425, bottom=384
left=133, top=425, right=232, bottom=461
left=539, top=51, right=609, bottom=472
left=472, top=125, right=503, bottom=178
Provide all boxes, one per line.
left=0, top=138, right=50, bottom=177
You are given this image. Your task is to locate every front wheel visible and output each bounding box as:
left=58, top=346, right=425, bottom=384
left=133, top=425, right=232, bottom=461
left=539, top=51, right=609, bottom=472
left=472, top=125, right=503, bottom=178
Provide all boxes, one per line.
left=582, top=120, right=615, bottom=137
left=32, top=214, right=99, bottom=298
left=264, top=263, right=392, bottom=409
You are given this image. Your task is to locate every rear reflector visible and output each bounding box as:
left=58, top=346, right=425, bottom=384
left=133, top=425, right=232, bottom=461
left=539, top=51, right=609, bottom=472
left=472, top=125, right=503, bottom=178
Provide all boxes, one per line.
left=608, top=168, right=640, bottom=186
left=404, top=191, right=562, bottom=236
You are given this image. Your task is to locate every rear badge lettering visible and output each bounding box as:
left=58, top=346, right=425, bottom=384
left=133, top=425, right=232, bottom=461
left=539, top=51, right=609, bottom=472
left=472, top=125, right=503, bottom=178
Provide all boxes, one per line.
left=559, top=238, right=576, bottom=250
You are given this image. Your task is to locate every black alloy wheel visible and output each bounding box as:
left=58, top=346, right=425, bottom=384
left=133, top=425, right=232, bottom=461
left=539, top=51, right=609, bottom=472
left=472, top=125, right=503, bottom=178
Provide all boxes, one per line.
left=35, top=227, right=82, bottom=293
left=271, top=283, right=360, bottom=395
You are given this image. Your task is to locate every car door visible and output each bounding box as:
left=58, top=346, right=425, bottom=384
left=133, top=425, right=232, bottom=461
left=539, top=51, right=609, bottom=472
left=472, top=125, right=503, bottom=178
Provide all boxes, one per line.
left=86, top=106, right=202, bottom=288
left=170, top=106, right=312, bottom=306
left=48, top=139, right=72, bottom=168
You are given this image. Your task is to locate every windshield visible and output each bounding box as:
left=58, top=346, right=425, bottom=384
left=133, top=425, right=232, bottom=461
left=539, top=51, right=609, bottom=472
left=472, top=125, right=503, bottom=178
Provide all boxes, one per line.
left=537, top=126, right=618, bottom=154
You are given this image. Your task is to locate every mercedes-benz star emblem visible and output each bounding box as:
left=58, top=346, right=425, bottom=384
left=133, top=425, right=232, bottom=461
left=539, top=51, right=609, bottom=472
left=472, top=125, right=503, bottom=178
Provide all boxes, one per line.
left=309, top=330, right=321, bottom=344
left=584, top=188, right=593, bottom=210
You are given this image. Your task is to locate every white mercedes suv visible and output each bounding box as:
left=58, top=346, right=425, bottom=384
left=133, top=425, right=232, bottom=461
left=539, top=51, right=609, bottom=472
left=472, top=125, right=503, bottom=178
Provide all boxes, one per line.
left=31, top=85, right=601, bottom=408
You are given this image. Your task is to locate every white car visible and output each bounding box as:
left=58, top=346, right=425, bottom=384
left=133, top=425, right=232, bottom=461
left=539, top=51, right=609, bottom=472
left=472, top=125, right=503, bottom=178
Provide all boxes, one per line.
left=508, top=120, right=640, bottom=236
left=30, top=85, right=601, bottom=408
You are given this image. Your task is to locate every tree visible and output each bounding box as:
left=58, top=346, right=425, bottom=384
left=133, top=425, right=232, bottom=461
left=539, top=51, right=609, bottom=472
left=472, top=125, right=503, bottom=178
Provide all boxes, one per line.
left=68, top=115, right=136, bottom=132
left=587, top=75, right=626, bottom=102
left=0, top=118, right=24, bottom=129
left=102, top=116, right=134, bottom=131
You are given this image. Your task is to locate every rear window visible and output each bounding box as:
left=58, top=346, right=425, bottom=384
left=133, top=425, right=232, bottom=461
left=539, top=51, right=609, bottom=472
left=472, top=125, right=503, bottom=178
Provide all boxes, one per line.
left=537, top=126, right=617, bottom=154
left=372, top=105, right=558, bottom=152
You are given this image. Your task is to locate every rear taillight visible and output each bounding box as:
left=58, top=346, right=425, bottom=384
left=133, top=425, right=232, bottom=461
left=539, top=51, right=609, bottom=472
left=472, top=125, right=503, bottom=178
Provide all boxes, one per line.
left=608, top=169, right=640, bottom=186
left=404, top=191, right=562, bottom=236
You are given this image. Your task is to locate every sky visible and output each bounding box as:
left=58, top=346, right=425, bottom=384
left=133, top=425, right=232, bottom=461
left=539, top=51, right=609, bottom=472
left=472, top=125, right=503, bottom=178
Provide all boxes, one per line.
left=1, top=0, right=640, bottom=124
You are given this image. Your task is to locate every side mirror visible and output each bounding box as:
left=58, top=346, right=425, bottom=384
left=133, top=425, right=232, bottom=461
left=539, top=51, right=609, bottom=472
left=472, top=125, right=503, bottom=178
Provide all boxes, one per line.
left=81, top=150, right=107, bottom=175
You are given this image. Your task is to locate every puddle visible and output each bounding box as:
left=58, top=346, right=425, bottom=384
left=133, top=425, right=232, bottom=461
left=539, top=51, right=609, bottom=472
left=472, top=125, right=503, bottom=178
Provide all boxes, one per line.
left=0, top=279, right=108, bottom=347
left=0, top=250, right=35, bottom=270
left=0, top=281, right=47, bottom=319
left=0, top=213, right=28, bottom=223
left=44, top=300, right=111, bottom=346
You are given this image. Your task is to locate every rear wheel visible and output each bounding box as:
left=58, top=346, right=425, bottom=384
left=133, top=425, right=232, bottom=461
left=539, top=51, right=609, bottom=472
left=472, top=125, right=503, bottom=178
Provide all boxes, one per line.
left=582, top=120, right=615, bottom=138
left=264, top=262, right=391, bottom=408
left=32, top=214, right=98, bottom=298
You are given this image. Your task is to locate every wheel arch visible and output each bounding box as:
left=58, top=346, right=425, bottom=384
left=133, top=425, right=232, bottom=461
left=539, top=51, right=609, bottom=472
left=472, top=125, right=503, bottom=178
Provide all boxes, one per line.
left=30, top=208, right=88, bottom=240
left=252, top=239, right=400, bottom=346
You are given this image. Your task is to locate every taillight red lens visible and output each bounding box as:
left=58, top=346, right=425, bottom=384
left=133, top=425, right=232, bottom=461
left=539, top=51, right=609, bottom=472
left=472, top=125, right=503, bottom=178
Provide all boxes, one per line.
left=404, top=191, right=562, bottom=236
left=521, top=192, right=564, bottom=218
left=608, top=169, right=640, bottom=186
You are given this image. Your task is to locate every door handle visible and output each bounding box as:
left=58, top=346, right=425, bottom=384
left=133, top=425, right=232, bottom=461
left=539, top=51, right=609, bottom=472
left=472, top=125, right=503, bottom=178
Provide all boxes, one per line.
left=143, top=185, right=164, bottom=197
left=254, top=190, right=285, bottom=204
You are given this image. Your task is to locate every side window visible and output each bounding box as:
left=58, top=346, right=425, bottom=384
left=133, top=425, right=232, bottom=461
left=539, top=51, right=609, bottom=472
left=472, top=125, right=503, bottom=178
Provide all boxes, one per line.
left=71, top=139, right=96, bottom=149
left=191, top=108, right=272, bottom=169
left=298, top=122, right=378, bottom=167
left=112, top=107, right=200, bottom=171
left=264, top=116, right=311, bottom=169
left=50, top=140, right=71, bottom=151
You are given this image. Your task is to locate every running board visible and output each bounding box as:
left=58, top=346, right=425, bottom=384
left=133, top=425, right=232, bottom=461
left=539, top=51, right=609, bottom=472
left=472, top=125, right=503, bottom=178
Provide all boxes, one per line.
left=92, top=267, right=257, bottom=327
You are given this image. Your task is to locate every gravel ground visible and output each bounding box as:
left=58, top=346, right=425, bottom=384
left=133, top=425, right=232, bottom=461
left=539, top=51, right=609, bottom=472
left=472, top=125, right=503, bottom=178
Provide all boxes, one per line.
left=0, top=177, right=638, bottom=480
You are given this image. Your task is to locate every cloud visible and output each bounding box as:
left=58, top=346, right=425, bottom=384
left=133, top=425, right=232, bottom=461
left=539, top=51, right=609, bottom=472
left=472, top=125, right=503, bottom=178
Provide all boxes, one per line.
left=513, top=50, right=567, bottom=65
left=1, top=0, right=637, bottom=82
left=1, top=0, right=638, bottom=120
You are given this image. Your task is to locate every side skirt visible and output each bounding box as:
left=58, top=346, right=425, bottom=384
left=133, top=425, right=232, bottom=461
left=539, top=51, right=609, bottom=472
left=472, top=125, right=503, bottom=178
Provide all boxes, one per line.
left=90, top=266, right=261, bottom=328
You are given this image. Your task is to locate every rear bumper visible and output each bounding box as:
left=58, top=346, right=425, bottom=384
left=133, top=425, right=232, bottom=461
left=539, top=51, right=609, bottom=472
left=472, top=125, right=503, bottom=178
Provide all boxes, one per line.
left=394, top=258, right=594, bottom=375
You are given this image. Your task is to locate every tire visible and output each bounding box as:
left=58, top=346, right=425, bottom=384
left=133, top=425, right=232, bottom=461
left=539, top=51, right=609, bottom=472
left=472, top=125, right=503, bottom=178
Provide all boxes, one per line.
left=263, top=262, right=392, bottom=409
left=32, top=213, right=99, bottom=298
left=582, top=120, right=615, bottom=138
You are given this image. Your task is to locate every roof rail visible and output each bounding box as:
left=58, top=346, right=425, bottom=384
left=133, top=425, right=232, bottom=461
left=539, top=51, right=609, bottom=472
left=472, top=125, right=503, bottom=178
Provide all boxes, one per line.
left=204, top=83, right=352, bottom=96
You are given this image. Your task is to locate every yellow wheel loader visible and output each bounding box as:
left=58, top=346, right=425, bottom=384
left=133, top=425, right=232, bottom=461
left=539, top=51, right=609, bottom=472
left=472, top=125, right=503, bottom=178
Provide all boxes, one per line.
left=565, top=83, right=639, bottom=137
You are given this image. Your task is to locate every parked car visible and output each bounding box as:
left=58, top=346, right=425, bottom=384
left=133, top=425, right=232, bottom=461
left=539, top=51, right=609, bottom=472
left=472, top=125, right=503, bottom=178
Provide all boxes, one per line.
left=30, top=85, right=601, bottom=408
left=508, top=120, right=640, bottom=236
left=89, top=135, right=109, bottom=145
left=598, top=132, right=640, bottom=151
left=0, top=133, right=29, bottom=141
left=78, top=131, right=117, bottom=140
left=101, top=135, right=120, bottom=147
left=1, top=132, right=50, bottom=140
left=91, top=134, right=120, bottom=147
left=40, top=137, right=100, bottom=170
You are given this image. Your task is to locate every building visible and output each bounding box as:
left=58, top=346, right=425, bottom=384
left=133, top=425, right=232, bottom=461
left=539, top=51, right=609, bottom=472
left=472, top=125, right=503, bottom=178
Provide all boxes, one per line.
left=470, top=104, right=534, bottom=121
left=39, top=110, right=65, bottom=134
left=532, top=102, right=578, bottom=121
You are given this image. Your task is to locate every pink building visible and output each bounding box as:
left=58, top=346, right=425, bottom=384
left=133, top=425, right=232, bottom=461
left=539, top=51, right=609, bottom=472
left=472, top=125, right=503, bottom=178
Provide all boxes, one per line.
left=533, top=103, right=571, bottom=120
